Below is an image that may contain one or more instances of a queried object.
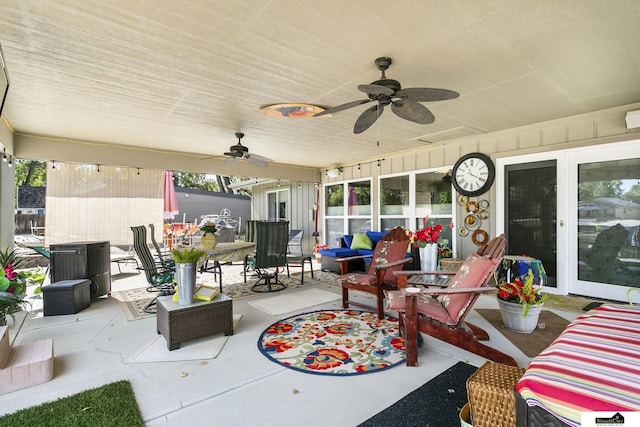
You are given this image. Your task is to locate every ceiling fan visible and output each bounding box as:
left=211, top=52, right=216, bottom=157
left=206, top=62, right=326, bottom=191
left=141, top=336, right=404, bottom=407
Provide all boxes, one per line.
left=314, top=57, right=459, bottom=134
left=215, top=132, right=272, bottom=167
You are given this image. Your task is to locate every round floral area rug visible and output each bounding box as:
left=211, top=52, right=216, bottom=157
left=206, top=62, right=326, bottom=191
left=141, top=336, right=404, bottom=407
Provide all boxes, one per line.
left=257, top=309, right=407, bottom=376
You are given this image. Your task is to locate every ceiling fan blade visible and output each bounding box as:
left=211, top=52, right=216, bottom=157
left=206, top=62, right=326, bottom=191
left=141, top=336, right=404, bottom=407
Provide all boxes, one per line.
left=391, top=100, right=435, bottom=124
left=246, top=153, right=273, bottom=163
left=223, top=157, right=238, bottom=166
left=314, top=99, right=372, bottom=117
left=395, top=87, right=460, bottom=102
left=354, top=104, right=384, bottom=134
left=245, top=156, right=267, bottom=167
left=357, top=84, right=394, bottom=96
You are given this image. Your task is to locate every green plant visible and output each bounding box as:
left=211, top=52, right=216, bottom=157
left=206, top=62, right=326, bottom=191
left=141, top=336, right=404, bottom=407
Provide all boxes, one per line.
left=0, top=246, right=33, bottom=324
left=497, top=269, right=558, bottom=317
left=199, top=221, right=217, bottom=234
left=171, top=247, right=205, bottom=263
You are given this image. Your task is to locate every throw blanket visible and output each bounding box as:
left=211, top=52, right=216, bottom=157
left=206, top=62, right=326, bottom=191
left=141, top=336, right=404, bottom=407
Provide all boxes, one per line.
left=516, top=304, right=640, bottom=426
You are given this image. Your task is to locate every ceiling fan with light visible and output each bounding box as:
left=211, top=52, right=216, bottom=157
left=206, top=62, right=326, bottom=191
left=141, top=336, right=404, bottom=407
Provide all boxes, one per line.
left=204, top=132, right=273, bottom=167
left=314, top=57, right=459, bottom=134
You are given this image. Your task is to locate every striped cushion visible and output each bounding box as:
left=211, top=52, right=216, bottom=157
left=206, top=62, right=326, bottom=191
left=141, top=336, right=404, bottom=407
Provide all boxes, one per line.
left=516, top=305, right=640, bottom=426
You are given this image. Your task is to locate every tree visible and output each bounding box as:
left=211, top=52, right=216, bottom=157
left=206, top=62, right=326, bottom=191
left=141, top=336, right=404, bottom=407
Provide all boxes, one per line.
left=171, top=172, right=251, bottom=195
left=14, top=159, right=47, bottom=187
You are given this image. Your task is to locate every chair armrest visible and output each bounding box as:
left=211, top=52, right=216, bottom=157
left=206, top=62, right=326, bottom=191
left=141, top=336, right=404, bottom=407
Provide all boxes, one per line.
left=136, top=265, right=174, bottom=273
left=335, top=254, right=371, bottom=263
left=403, top=287, right=497, bottom=296
left=374, top=257, right=413, bottom=270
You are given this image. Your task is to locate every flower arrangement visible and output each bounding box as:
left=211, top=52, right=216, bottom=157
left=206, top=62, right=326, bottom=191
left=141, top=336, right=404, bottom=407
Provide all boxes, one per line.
left=199, top=221, right=217, bottom=235
left=408, top=217, right=455, bottom=249
left=497, top=269, right=555, bottom=317
left=313, top=244, right=329, bottom=254
left=0, top=246, right=30, bottom=325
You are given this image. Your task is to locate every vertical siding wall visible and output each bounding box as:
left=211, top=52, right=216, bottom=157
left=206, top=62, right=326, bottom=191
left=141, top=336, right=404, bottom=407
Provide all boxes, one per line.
left=250, top=181, right=319, bottom=254
left=317, top=102, right=640, bottom=258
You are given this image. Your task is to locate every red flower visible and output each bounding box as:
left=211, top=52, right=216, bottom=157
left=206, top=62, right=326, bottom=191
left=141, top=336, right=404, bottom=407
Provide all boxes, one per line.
left=3, top=265, right=17, bottom=281
left=408, top=218, right=444, bottom=248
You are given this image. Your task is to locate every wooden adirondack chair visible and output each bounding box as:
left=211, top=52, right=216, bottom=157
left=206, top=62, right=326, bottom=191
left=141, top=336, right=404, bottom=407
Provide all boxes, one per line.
left=338, top=227, right=413, bottom=319
left=388, top=234, right=517, bottom=367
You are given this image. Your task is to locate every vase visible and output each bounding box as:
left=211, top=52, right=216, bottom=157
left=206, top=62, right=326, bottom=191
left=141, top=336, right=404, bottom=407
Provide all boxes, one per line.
left=175, top=261, right=197, bottom=305
left=201, top=232, right=217, bottom=250
left=419, top=243, right=438, bottom=281
left=498, top=299, right=542, bottom=333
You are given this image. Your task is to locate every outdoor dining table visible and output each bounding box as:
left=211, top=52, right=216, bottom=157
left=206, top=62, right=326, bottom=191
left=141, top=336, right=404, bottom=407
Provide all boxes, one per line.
left=198, top=241, right=256, bottom=290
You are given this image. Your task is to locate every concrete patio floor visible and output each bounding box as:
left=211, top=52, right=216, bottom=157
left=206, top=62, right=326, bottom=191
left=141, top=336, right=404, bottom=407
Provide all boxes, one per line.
left=1, top=260, right=580, bottom=426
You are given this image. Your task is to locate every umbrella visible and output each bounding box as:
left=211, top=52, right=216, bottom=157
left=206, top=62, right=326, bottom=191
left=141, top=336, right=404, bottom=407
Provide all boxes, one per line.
left=163, top=170, right=179, bottom=220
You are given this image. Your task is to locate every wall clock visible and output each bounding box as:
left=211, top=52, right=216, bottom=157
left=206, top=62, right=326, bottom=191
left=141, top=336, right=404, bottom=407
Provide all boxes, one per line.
left=451, top=152, right=495, bottom=197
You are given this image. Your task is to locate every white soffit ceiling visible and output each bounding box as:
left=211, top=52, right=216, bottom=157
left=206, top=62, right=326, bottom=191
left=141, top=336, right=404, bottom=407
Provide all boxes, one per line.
left=0, top=0, right=639, bottom=170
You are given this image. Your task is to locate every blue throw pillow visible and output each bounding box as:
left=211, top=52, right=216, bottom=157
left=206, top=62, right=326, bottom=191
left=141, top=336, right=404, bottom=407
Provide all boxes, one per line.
left=366, top=231, right=387, bottom=246
left=343, top=234, right=354, bottom=248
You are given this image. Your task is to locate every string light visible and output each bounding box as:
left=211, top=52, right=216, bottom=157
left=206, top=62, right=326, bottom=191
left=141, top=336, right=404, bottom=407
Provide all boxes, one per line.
left=97, top=164, right=101, bottom=172
left=137, top=167, right=140, bottom=175
left=8, top=156, right=12, bottom=168
left=2, top=148, right=7, bottom=162
left=51, top=161, right=56, bottom=169
left=357, top=164, right=361, bottom=171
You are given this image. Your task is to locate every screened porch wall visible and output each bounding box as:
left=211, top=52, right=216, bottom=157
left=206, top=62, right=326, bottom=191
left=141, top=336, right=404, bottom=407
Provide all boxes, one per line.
left=45, top=163, right=163, bottom=247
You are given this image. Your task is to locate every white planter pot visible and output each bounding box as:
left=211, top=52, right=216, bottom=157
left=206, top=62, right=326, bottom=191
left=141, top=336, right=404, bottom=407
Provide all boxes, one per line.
left=498, top=299, right=542, bottom=333
left=419, top=243, right=438, bottom=281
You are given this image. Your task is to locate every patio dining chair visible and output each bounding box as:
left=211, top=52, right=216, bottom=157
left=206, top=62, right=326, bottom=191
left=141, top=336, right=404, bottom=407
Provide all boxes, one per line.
left=131, top=225, right=175, bottom=313
left=387, top=234, right=517, bottom=367
left=244, top=221, right=289, bottom=292
left=148, top=223, right=175, bottom=268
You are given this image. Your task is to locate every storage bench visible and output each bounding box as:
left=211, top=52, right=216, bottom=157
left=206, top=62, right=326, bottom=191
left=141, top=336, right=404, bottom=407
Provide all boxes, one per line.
left=42, top=279, right=91, bottom=316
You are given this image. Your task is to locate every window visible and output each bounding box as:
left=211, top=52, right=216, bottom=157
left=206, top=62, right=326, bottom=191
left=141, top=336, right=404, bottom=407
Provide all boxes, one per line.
left=324, top=180, right=372, bottom=246
left=380, top=170, right=454, bottom=250
left=267, top=188, right=289, bottom=221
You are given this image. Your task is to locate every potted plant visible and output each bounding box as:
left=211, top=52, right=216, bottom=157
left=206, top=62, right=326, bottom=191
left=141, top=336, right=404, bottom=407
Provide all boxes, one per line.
left=199, top=221, right=218, bottom=250
left=497, top=269, right=556, bottom=333
left=0, top=246, right=30, bottom=326
left=312, top=244, right=328, bottom=262
left=171, top=247, right=205, bottom=305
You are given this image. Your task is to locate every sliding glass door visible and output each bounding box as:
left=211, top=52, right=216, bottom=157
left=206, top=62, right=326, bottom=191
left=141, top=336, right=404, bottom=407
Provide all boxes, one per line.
left=498, top=139, right=640, bottom=301
left=568, top=143, right=640, bottom=301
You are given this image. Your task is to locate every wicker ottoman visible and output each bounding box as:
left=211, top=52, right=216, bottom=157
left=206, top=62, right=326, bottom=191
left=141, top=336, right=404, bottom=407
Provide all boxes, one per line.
left=466, top=361, right=526, bottom=427
left=156, top=293, right=233, bottom=350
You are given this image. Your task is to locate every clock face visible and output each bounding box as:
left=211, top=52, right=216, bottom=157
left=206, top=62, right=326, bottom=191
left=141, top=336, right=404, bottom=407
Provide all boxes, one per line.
left=452, top=153, right=495, bottom=197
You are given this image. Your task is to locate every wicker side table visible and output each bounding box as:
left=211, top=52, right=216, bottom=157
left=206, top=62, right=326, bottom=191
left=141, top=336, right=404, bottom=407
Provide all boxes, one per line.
left=156, top=293, right=233, bottom=350
left=466, top=361, right=526, bottom=427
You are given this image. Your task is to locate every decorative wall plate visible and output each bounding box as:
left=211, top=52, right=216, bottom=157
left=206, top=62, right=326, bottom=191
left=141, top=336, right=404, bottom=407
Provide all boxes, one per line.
left=472, top=229, right=489, bottom=246
left=459, top=227, right=469, bottom=236
left=479, top=199, right=490, bottom=209
left=478, top=209, right=489, bottom=220
left=457, top=195, right=469, bottom=205
left=466, top=201, right=479, bottom=213
left=464, top=214, right=481, bottom=230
